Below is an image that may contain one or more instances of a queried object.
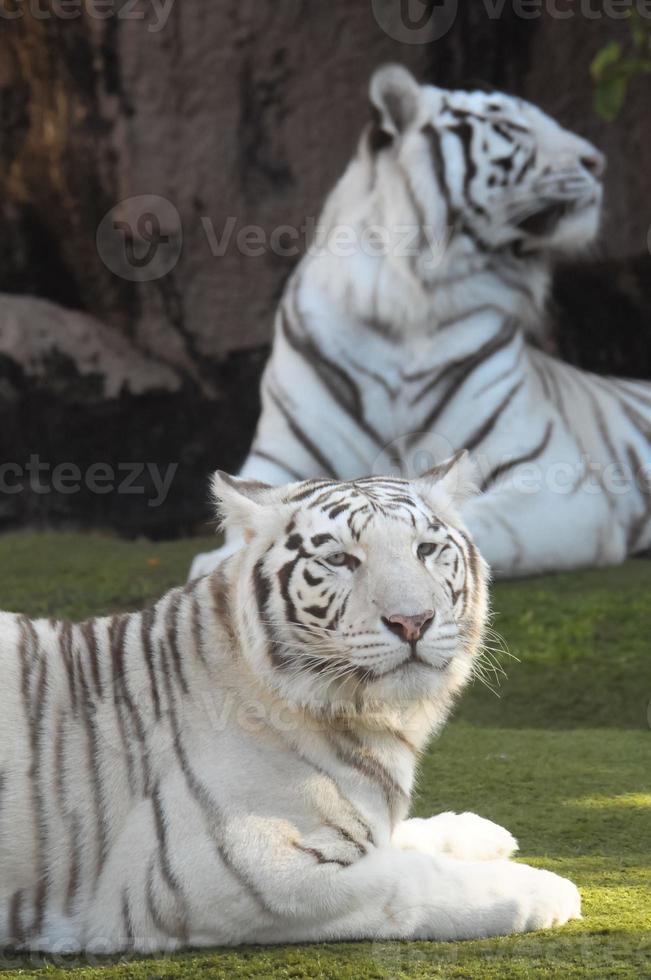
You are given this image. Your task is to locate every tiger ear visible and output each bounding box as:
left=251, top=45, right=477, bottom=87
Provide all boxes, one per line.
left=414, top=450, right=480, bottom=509
left=370, top=64, right=422, bottom=139
left=211, top=472, right=283, bottom=539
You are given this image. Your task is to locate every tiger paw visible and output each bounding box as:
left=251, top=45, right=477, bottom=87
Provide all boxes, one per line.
left=393, top=812, right=519, bottom=862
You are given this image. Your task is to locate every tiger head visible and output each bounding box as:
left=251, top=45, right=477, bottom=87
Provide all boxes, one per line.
left=316, top=65, right=604, bottom=323
left=369, top=64, right=603, bottom=258
left=214, top=452, right=489, bottom=721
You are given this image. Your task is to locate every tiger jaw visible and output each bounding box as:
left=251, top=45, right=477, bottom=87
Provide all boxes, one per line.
left=371, top=647, right=455, bottom=679
left=517, top=193, right=601, bottom=253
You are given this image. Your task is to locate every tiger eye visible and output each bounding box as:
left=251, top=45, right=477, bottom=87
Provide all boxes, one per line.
left=325, top=553, right=360, bottom=571
left=417, top=542, right=438, bottom=560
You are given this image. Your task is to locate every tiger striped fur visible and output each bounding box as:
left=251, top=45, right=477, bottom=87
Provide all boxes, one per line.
left=191, top=65, right=651, bottom=579
left=0, top=457, right=580, bottom=952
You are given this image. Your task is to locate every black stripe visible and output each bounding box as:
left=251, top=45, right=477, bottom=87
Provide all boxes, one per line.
left=121, top=890, right=134, bottom=949
left=190, top=592, right=210, bottom=667
left=463, top=380, right=524, bottom=453
left=325, top=820, right=368, bottom=856
left=304, top=595, right=335, bottom=620
left=268, top=387, right=338, bottom=478
left=75, top=657, right=109, bottom=879
left=288, top=480, right=337, bottom=504
left=211, top=568, right=239, bottom=656
left=64, top=812, right=81, bottom=917
left=9, top=890, right=25, bottom=945
left=514, top=148, right=536, bottom=184
left=626, top=443, right=651, bottom=551
left=277, top=556, right=302, bottom=630
left=480, top=421, right=554, bottom=492
left=165, top=591, right=189, bottom=696
left=311, top=533, right=334, bottom=547
left=449, top=120, right=487, bottom=218
left=410, top=319, right=519, bottom=434
left=108, top=615, right=138, bottom=797
left=146, top=858, right=188, bottom=942
left=457, top=529, right=480, bottom=598
left=292, top=841, right=352, bottom=868
left=281, top=306, right=384, bottom=447
left=141, top=606, right=162, bottom=722
left=80, top=619, right=103, bottom=700
left=152, top=783, right=185, bottom=898
left=59, top=621, right=78, bottom=716
left=17, top=618, right=49, bottom=940
left=328, top=731, right=408, bottom=825
left=422, top=124, right=456, bottom=225
left=344, top=355, right=399, bottom=400
left=254, top=558, right=291, bottom=669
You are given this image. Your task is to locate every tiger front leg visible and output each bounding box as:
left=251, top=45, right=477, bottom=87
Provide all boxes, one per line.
left=248, top=847, right=580, bottom=944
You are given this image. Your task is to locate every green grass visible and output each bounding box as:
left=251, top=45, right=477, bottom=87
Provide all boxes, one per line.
left=0, top=533, right=649, bottom=980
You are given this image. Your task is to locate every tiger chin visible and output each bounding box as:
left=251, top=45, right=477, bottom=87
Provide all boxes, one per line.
left=0, top=453, right=580, bottom=953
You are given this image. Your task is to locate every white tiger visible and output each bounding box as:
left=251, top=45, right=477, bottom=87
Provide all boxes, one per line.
left=0, top=456, right=580, bottom=952
left=191, top=64, right=651, bottom=580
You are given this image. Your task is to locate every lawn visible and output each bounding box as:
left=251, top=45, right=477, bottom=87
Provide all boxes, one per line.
left=0, top=533, right=649, bottom=979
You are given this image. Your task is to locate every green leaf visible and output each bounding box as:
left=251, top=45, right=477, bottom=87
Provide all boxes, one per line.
left=591, top=40, right=622, bottom=81
left=594, top=75, right=629, bottom=121
left=629, top=7, right=648, bottom=47
left=618, top=57, right=651, bottom=78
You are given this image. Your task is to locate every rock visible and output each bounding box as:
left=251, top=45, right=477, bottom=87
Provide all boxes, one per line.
left=0, top=295, right=267, bottom=537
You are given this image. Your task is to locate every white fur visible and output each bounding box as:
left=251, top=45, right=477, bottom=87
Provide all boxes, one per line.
left=0, top=465, right=580, bottom=951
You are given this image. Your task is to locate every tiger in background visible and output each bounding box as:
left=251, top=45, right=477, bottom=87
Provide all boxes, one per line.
left=191, top=65, right=651, bottom=580
left=0, top=457, right=581, bottom=951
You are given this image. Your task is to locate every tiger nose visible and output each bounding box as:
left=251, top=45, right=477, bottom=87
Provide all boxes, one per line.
left=383, top=611, right=434, bottom=644
left=580, top=150, right=606, bottom=179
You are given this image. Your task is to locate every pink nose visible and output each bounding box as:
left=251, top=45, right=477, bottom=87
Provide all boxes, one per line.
left=383, top=611, right=434, bottom=644
left=580, top=151, right=606, bottom=179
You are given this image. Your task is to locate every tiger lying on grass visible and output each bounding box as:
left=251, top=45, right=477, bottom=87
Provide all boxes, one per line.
left=192, top=64, right=651, bottom=580
left=0, top=455, right=579, bottom=953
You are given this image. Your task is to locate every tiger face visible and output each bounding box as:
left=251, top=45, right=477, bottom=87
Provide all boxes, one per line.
left=214, top=452, right=488, bottom=713
left=368, top=64, right=604, bottom=263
